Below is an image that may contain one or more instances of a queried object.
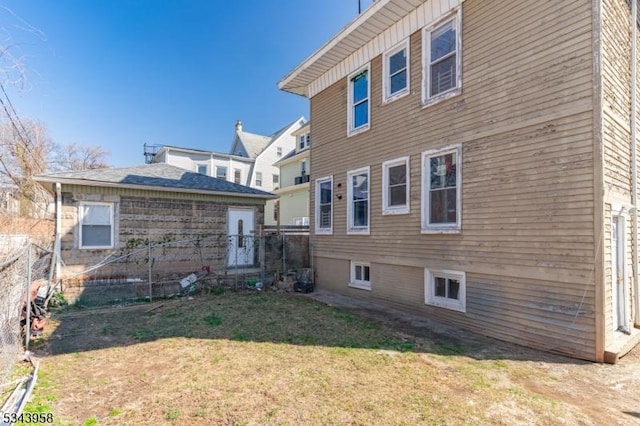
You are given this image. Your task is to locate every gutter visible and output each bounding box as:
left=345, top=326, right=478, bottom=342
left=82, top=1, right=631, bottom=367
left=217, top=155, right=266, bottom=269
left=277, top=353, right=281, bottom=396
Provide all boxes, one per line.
left=33, top=177, right=278, bottom=200
left=54, top=182, right=61, bottom=280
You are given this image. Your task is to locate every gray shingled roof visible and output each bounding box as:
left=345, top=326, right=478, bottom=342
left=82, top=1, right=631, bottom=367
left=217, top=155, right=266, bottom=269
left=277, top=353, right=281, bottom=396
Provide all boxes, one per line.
left=236, top=131, right=272, bottom=158
left=35, top=163, right=276, bottom=198
left=235, top=117, right=306, bottom=159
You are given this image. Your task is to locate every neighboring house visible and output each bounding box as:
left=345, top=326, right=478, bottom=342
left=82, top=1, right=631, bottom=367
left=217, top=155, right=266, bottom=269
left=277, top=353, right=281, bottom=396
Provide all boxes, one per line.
left=148, top=118, right=307, bottom=225
left=150, top=146, right=254, bottom=186
left=34, top=163, right=276, bottom=282
left=273, top=121, right=311, bottom=226
left=0, top=184, right=20, bottom=216
left=279, top=0, right=640, bottom=362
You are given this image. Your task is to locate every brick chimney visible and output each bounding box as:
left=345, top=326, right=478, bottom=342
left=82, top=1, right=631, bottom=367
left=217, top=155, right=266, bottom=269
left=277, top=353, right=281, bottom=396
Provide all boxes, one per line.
left=235, top=120, right=243, bottom=132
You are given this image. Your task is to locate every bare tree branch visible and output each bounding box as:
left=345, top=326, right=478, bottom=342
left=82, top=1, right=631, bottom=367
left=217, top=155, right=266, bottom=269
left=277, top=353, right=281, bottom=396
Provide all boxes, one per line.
left=51, top=142, right=110, bottom=171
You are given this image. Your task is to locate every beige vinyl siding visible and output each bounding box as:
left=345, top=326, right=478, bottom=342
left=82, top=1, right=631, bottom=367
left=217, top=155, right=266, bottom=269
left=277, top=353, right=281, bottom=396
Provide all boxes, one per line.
left=310, top=0, right=596, bottom=359
left=601, top=0, right=638, bottom=349
left=601, top=0, right=632, bottom=197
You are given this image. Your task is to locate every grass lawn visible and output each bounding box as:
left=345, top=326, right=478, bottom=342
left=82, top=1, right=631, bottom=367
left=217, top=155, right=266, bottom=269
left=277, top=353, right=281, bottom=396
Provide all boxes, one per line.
left=10, top=292, right=639, bottom=425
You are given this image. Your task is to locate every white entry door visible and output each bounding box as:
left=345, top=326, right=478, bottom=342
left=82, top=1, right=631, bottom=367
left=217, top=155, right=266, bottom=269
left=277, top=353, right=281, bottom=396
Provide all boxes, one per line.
left=227, top=208, right=255, bottom=267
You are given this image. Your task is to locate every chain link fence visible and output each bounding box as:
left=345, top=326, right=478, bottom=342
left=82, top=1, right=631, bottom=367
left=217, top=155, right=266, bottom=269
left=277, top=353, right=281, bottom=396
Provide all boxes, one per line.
left=0, top=238, right=52, bottom=386
left=61, top=231, right=310, bottom=307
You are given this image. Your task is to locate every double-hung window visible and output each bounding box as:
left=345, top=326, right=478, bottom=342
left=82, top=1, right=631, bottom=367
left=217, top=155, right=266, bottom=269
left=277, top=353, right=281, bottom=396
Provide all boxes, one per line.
left=216, top=166, right=227, bottom=180
left=383, top=40, right=410, bottom=102
left=196, top=164, right=208, bottom=175
left=255, top=172, right=263, bottom=187
left=382, top=156, right=410, bottom=215
left=348, top=65, right=370, bottom=135
left=423, top=9, right=462, bottom=104
left=421, top=145, right=461, bottom=233
left=315, top=176, right=333, bottom=234
left=347, top=167, right=370, bottom=234
left=79, top=202, right=114, bottom=249
left=425, top=269, right=466, bottom=312
left=234, top=169, right=242, bottom=184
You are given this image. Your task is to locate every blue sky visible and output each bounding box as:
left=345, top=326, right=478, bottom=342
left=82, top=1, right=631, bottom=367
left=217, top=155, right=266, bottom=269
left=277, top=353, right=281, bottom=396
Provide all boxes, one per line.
left=1, top=1, right=373, bottom=167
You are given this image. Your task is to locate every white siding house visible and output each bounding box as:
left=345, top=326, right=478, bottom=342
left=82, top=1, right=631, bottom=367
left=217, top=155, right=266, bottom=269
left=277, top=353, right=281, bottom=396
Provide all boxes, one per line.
left=274, top=121, right=311, bottom=226
left=149, top=118, right=306, bottom=225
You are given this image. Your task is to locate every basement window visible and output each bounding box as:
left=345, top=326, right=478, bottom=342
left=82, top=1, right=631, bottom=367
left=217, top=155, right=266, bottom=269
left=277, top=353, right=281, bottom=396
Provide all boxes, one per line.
left=425, top=268, right=466, bottom=312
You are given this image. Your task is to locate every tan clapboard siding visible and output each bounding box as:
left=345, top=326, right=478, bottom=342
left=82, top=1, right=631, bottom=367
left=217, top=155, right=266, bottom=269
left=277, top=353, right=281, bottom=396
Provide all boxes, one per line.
left=309, top=0, right=598, bottom=359
left=602, top=0, right=632, bottom=198
left=600, top=0, right=638, bottom=349
left=316, top=256, right=595, bottom=359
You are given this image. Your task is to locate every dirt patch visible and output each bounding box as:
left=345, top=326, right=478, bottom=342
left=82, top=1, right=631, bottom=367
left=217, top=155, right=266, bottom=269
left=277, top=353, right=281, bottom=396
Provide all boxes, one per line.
left=307, top=290, right=640, bottom=425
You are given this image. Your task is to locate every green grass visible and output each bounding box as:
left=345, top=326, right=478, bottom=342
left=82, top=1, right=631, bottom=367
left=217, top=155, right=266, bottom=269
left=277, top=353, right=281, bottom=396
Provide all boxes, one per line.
left=203, top=313, right=222, bottom=327
left=22, top=292, right=602, bottom=425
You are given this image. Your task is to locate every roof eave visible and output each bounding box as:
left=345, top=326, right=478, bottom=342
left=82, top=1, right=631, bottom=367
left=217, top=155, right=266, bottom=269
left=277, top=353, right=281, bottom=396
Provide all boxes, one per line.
left=278, top=0, right=406, bottom=97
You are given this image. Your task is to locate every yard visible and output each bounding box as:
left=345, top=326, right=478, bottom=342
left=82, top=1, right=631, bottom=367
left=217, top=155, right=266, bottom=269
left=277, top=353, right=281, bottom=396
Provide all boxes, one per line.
left=13, top=291, right=640, bottom=425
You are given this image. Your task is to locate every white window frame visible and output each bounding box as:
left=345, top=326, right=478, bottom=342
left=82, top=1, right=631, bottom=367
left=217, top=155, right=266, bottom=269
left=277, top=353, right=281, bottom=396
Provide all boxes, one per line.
left=315, top=176, right=333, bottom=235
left=347, top=166, right=371, bottom=235
left=301, top=159, right=307, bottom=175
left=276, top=146, right=283, bottom=157
left=216, top=166, right=227, bottom=180
left=349, top=261, right=371, bottom=291
left=422, top=8, right=462, bottom=106
left=255, top=172, right=263, bottom=187
left=382, top=39, right=410, bottom=103
left=196, top=164, right=208, bottom=175
left=382, top=156, right=410, bottom=215
left=79, top=201, right=115, bottom=250
left=234, top=169, right=242, bottom=184
left=273, top=174, right=279, bottom=186
left=421, top=144, right=462, bottom=233
left=425, top=268, right=466, bottom=312
left=347, top=64, right=371, bottom=136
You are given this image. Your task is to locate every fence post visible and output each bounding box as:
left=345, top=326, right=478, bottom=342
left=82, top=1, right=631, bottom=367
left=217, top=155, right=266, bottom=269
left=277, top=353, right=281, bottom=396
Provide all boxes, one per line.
left=258, top=227, right=265, bottom=284
left=24, top=244, right=32, bottom=352
left=282, top=233, right=287, bottom=273
left=148, top=242, right=153, bottom=303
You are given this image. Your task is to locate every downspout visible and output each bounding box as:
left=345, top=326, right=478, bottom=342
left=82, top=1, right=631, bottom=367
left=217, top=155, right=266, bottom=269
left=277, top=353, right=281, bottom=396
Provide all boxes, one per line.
left=632, top=0, right=639, bottom=328
left=54, top=182, right=61, bottom=280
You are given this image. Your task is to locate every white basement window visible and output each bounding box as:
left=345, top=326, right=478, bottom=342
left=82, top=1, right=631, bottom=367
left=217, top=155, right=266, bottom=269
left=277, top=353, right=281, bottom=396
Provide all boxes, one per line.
left=349, top=261, right=371, bottom=291
left=425, top=268, right=465, bottom=312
